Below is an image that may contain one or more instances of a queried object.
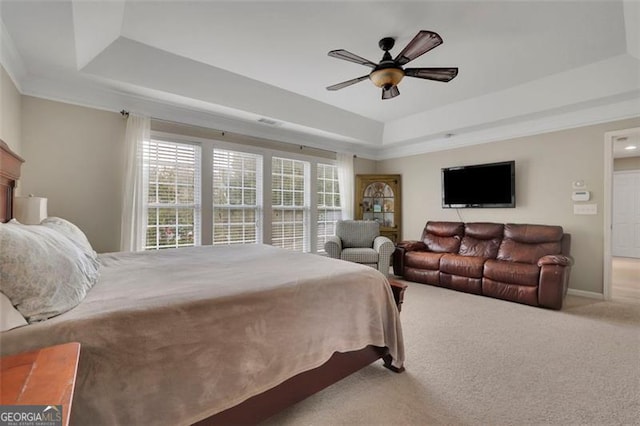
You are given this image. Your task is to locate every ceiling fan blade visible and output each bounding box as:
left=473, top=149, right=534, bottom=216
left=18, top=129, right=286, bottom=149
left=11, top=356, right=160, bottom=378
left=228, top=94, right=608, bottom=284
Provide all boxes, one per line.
left=404, top=67, right=459, bottom=82
left=394, top=31, right=443, bottom=66
left=382, top=85, right=400, bottom=100
left=328, top=49, right=377, bottom=69
left=326, top=75, right=370, bottom=91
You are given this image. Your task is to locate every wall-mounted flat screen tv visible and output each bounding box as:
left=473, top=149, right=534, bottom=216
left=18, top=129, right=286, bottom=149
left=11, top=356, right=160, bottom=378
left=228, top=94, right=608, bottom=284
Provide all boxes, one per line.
left=442, top=161, right=515, bottom=208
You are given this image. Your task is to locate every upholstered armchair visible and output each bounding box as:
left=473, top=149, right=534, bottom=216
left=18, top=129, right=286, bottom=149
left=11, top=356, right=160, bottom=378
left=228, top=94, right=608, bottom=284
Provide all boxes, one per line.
left=325, top=220, right=395, bottom=276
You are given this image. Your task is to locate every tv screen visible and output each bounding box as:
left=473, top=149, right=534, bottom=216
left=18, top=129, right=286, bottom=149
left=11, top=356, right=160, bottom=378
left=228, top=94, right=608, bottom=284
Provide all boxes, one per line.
left=442, top=161, right=515, bottom=208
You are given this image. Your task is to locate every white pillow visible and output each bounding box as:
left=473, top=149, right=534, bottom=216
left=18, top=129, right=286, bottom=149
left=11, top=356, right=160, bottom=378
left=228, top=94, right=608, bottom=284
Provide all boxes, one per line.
left=41, top=217, right=97, bottom=258
left=41, top=217, right=100, bottom=273
left=0, top=291, right=28, bottom=331
left=0, top=221, right=99, bottom=322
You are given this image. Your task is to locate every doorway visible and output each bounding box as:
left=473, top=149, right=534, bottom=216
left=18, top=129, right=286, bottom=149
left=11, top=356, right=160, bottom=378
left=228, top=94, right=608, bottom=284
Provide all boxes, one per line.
left=604, top=127, right=640, bottom=302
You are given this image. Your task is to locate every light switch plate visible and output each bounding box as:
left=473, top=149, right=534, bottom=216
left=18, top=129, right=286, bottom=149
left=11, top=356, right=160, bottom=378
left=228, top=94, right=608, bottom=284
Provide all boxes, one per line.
left=574, top=203, right=597, bottom=215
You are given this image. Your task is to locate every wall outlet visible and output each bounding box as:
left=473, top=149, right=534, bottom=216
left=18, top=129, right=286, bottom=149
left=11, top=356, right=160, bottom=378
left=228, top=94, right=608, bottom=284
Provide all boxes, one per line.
left=573, top=203, right=597, bottom=215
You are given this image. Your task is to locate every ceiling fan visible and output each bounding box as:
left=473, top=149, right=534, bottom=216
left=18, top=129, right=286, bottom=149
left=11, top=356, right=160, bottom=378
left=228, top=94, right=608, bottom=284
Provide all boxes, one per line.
left=327, top=30, right=458, bottom=100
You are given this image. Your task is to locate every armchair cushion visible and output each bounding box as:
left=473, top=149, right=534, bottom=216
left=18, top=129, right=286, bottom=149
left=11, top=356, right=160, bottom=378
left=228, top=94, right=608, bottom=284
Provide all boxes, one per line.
left=336, top=220, right=379, bottom=248
left=341, top=248, right=378, bottom=264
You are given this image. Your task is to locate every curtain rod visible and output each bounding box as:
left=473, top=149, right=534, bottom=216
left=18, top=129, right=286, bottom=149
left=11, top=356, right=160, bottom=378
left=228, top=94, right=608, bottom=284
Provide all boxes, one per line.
left=121, top=110, right=357, bottom=158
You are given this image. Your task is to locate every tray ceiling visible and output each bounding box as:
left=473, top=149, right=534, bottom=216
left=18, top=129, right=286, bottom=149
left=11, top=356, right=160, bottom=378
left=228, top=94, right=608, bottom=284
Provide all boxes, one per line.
left=1, top=1, right=638, bottom=157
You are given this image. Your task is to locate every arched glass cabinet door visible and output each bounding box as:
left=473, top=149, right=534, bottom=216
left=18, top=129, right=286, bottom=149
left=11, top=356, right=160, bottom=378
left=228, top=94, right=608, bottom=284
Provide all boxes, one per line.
left=355, top=174, right=401, bottom=243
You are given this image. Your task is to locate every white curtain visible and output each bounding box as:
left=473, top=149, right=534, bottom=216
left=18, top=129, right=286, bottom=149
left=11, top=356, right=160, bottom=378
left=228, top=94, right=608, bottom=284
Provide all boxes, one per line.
left=120, top=115, right=150, bottom=252
left=337, top=152, right=354, bottom=220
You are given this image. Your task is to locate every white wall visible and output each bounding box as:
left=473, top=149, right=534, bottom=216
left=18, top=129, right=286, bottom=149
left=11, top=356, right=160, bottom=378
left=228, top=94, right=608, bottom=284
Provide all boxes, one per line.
left=354, top=157, right=376, bottom=175
left=20, top=96, right=126, bottom=253
left=0, top=64, right=21, bottom=156
left=18, top=98, right=377, bottom=253
left=378, top=117, right=640, bottom=295
left=17, top=92, right=640, bottom=293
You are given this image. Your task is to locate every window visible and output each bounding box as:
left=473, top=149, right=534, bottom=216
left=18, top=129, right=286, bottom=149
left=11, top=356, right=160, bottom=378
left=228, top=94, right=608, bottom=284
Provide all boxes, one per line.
left=145, top=140, right=201, bottom=250
left=317, top=163, right=341, bottom=252
left=140, top=133, right=342, bottom=253
left=271, top=157, right=309, bottom=252
left=212, top=149, right=262, bottom=245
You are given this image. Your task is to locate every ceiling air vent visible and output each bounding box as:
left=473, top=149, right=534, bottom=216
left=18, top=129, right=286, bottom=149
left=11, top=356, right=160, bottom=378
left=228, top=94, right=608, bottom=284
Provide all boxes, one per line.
left=258, top=118, right=281, bottom=126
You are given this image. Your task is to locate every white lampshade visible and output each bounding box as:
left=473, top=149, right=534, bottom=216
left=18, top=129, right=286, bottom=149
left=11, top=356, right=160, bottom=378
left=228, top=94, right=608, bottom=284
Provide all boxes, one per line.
left=14, top=195, right=48, bottom=225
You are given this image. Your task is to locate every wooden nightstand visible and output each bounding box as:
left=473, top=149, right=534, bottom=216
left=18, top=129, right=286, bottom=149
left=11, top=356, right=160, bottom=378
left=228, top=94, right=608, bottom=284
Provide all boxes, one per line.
left=1, top=342, right=81, bottom=426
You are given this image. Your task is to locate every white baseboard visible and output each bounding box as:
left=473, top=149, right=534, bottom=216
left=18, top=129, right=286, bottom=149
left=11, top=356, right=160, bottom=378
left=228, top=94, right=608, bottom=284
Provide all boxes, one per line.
left=567, top=288, right=605, bottom=300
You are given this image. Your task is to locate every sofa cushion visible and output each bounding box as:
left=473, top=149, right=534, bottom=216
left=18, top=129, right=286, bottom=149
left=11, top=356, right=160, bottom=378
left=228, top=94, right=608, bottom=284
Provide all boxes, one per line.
left=484, top=259, right=540, bottom=286
left=440, top=254, right=486, bottom=278
left=482, top=278, right=538, bottom=306
left=422, top=221, right=464, bottom=253
left=458, top=222, right=503, bottom=258
left=465, top=222, right=504, bottom=239
left=459, top=236, right=501, bottom=258
left=504, top=223, right=563, bottom=243
left=405, top=251, right=444, bottom=270
left=497, top=224, right=563, bottom=264
left=341, top=247, right=378, bottom=264
left=440, top=273, right=482, bottom=294
left=405, top=268, right=440, bottom=285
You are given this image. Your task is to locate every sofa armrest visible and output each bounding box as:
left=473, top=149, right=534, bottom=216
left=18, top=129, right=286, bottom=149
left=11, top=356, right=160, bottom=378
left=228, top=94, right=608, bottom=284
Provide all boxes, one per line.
left=538, top=261, right=572, bottom=310
left=324, top=236, right=342, bottom=259
left=373, top=236, right=395, bottom=276
left=538, top=255, right=573, bottom=267
left=396, top=240, right=427, bottom=252
left=392, top=241, right=426, bottom=277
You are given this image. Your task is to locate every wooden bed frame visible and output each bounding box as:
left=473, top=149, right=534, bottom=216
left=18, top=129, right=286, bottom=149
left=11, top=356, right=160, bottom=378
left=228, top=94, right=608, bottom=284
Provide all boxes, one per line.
left=0, top=139, right=24, bottom=222
left=0, top=138, right=403, bottom=425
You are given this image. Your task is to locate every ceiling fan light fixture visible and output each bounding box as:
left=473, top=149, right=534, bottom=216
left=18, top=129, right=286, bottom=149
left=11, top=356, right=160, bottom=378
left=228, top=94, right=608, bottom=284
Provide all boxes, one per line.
left=369, top=67, right=405, bottom=88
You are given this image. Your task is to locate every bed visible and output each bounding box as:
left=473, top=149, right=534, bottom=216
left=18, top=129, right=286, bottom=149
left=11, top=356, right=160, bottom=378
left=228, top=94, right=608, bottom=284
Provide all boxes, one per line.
left=0, top=139, right=404, bottom=425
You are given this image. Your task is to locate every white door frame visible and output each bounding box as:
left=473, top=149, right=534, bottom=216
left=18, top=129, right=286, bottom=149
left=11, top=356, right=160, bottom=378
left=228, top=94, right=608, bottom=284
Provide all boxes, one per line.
left=603, top=126, right=640, bottom=301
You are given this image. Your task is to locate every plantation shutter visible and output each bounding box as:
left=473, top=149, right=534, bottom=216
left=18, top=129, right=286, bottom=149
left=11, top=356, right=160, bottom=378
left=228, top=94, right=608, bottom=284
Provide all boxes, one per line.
left=212, top=149, right=262, bottom=245
left=144, top=139, right=201, bottom=249
left=272, top=157, right=309, bottom=252
left=317, top=163, right=342, bottom=252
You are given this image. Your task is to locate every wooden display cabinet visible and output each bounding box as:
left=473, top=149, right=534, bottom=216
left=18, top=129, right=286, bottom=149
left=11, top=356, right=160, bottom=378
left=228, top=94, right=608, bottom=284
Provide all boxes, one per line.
left=355, top=174, right=401, bottom=243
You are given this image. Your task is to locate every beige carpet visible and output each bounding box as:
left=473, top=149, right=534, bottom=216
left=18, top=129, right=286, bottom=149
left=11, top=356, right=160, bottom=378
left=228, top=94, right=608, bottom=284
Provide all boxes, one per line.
left=262, top=280, right=640, bottom=425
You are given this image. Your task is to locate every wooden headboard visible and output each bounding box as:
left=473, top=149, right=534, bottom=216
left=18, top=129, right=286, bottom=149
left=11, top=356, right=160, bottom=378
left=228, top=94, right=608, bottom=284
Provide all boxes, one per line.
left=0, top=139, right=24, bottom=223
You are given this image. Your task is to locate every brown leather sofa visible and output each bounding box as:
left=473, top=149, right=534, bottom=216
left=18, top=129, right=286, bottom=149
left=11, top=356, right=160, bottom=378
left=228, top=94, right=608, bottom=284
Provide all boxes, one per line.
left=393, top=221, right=573, bottom=309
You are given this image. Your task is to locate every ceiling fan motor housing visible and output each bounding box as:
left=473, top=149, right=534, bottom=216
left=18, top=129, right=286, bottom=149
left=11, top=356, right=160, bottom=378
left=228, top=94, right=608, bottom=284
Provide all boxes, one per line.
left=379, top=37, right=396, bottom=51
left=370, top=37, right=405, bottom=89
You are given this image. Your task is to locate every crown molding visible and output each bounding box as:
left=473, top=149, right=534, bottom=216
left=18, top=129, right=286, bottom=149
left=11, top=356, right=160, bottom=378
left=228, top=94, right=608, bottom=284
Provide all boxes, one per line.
left=375, top=95, right=640, bottom=160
